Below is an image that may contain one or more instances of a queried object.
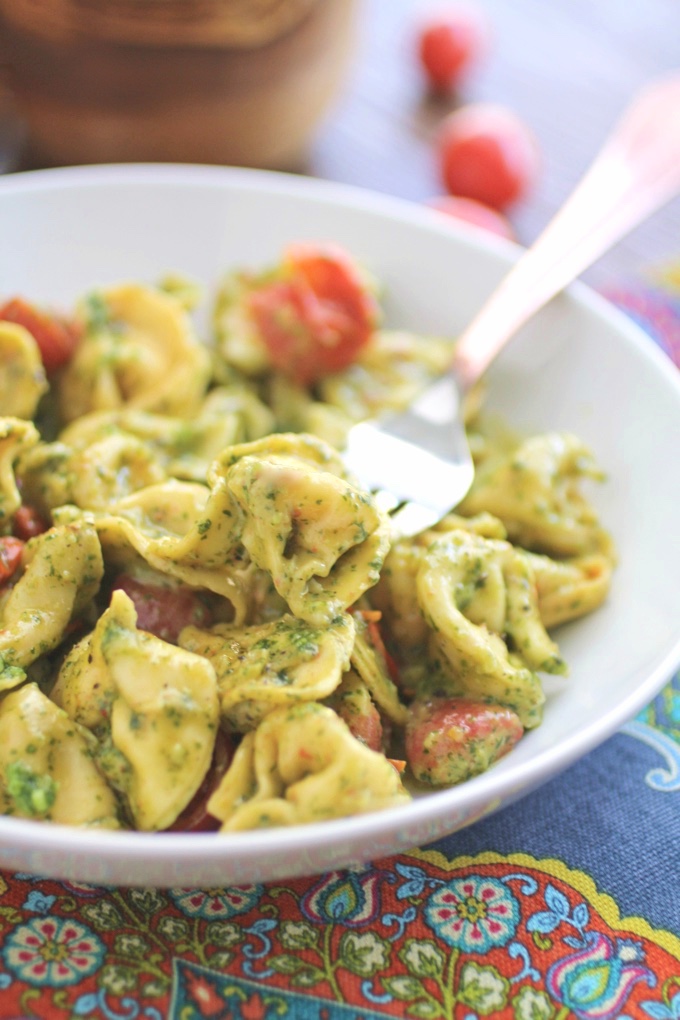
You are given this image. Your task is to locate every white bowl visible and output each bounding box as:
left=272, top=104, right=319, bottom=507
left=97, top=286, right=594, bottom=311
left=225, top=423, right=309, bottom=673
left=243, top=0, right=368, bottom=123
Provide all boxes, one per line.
left=1, top=164, right=679, bottom=888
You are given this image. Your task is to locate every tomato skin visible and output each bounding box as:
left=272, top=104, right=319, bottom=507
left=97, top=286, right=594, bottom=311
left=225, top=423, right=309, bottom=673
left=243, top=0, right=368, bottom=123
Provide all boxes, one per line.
left=0, top=536, right=25, bottom=586
left=437, top=103, right=540, bottom=210
left=12, top=505, right=50, bottom=541
left=111, top=575, right=213, bottom=644
left=0, top=297, right=81, bottom=373
left=337, top=694, right=384, bottom=753
left=417, top=4, right=490, bottom=93
left=405, top=696, right=523, bottom=785
left=426, top=195, right=515, bottom=240
left=166, top=731, right=233, bottom=833
left=248, top=243, right=378, bottom=386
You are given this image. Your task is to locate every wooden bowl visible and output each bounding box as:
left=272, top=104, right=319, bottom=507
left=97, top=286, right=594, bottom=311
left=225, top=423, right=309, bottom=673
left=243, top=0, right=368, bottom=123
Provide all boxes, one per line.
left=0, top=0, right=358, bottom=169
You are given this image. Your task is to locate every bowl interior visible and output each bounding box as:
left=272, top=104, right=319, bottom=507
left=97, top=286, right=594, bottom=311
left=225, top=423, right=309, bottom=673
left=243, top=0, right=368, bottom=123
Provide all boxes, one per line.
left=0, top=164, right=679, bottom=887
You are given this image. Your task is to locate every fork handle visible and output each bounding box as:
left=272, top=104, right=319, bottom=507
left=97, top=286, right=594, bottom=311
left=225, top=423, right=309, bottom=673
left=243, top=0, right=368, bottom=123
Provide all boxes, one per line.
left=451, top=71, right=680, bottom=390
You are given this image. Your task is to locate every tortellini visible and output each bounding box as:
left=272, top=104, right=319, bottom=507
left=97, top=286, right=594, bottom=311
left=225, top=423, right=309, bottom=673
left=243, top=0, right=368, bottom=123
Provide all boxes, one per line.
left=70, top=431, right=389, bottom=629
left=207, top=702, right=410, bottom=831
left=21, top=434, right=167, bottom=513
left=458, top=432, right=611, bottom=557
left=52, top=590, right=219, bottom=831
left=57, top=284, right=212, bottom=422
left=87, top=478, right=254, bottom=620
left=0, top=324, right=47, bottom=420
left=416, top=536, right=555, bottom=728
left=57, top=385, right=275, bottom=485
left=0, top=683, right=120, bottom=828
left=0, top=417, right=40, bottom=524
left=374, top=520, right=593, bottom=730
left=180, top=612, right=355, bottom=731
left=526, top=551, right=615, bottom=629
left=218, top=434, right=391, bottom=625
left=0, top=520, right=104, bottom=683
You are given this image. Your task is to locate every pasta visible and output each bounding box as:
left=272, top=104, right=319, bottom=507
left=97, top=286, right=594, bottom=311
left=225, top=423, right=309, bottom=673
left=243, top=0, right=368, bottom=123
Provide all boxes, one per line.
left=0, top=244, right=616, bottom=833
left=0, top=683, right=120, bottom=828
left=0, top=520, right=103, bottom=681
left=206, top=702, right=410, bottom=831
left=0, top=324, right=47, bottom=421
left=58, top=284, right=212, bottom=422
left=180, top=612, right=356, bottom=731
left=52, top=589, right=219, bottom=831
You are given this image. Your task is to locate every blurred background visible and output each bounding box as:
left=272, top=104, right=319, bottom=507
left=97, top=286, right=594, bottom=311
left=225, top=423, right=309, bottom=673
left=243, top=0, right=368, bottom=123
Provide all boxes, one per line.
left=1, top=0, right=678, bottom=287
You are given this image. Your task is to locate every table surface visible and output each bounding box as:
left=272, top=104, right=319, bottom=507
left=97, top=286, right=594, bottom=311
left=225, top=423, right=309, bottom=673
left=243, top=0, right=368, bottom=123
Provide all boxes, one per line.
left=1, top=0, right=677, bottom=291
left=305, top=0, right=680, bottom=289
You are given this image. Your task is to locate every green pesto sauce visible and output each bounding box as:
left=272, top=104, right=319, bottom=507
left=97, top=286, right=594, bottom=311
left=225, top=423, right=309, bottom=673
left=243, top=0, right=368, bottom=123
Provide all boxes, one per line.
left=0, top=655, right=26, bottom=684
left=5, top=760, right=58, bottom=817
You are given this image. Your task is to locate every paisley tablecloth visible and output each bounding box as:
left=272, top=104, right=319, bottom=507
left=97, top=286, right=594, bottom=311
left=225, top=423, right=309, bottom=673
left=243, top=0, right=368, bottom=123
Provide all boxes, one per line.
left=0, top=275, right=678, bottom=1020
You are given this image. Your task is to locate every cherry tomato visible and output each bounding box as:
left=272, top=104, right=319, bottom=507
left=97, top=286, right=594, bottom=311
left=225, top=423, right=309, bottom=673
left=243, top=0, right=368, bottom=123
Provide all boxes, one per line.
left=12, top=505, right=50, bottom=541
left=337, top=693, right=384, bottom=752
left=437, top=103, right=540, bottom=210
left=111, top=575, right=213, bottom=644
left=166, top=730, right=233, bottom=833
left=0, top=536, right=25, bottom=586
left=426, top=195, right=515, bottom=240
left=0, top=296, right=82, bottom=373
left=405, top=696, right=523, bottom=785
left=248, top=243, right=378, bottom=386
left=417, top=4, right=490, bottom=94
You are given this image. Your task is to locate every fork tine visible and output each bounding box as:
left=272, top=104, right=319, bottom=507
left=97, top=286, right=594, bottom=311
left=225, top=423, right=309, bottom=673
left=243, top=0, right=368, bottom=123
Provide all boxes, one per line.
left=387, top=501, right=442, bottom=537
left=343, top=421, right=474, bottom=538
left=341, top=372, right=475, bottom=538
left=372, top=489, right=403, bottom=515
left=343, top=420, right=469, bottom=500
left=385, top=455, right=474, bottom=538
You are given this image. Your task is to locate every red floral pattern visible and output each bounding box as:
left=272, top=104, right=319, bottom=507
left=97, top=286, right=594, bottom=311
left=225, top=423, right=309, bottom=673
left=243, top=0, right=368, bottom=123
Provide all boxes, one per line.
left=0, top=850, right=677, bottom=1019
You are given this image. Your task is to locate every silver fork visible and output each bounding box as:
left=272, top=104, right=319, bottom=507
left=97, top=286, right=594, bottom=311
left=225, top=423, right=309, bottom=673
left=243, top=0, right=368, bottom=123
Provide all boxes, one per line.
left=343, top=71, right=680, bottom=537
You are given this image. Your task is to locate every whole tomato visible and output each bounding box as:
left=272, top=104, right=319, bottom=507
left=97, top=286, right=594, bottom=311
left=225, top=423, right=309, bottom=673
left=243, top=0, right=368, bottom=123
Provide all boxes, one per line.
left=426, top=194, right=516, bottom=240
left=417, top=3, right=491, bottom=94
left=437, top=102, right=540, bottom=210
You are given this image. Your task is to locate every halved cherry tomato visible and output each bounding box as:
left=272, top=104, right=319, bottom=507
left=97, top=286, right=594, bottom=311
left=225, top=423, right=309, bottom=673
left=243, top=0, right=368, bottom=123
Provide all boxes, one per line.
left=426, top=195, right=515, bottom=240
left=0, top=296, right=82, bottom=373
left=166, top=731, right=233, bottom=833
left=405, top=696, right=523, bottom=785
left=417, top=4, right=490, bottom=94
left=111, top=575, right=214, bottom=644
left=337, top=693, right=384, bottom=752
left=437, top=103, right=540, bottom=210
left=0, top=536, right=24, bottom=586
left=248, top=243, right=378, bottom=386
left=12, top=505, right=50, bottom=541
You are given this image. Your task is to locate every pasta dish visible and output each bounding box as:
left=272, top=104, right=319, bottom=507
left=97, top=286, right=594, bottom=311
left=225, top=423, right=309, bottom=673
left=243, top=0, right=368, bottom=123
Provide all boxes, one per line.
left=0, top=243, right=615, bottom=834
